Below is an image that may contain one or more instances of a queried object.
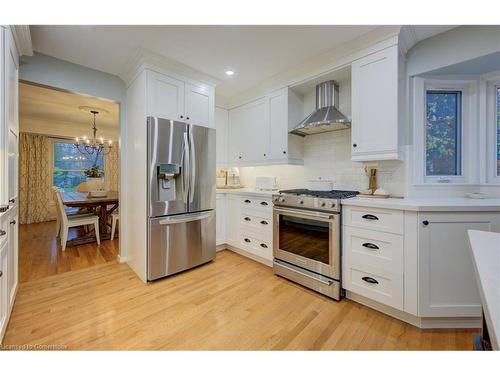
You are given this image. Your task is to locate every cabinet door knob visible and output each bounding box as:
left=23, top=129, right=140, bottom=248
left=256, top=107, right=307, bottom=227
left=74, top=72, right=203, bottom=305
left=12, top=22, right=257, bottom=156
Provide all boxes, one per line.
left=180, top=115, right=184, bottom=119
left=10, top=220, right=16, bottom=225
left=0, top=270, right=3, bottom=278
left=244, top=199, right=251, bottom=204
left=282, top=150, right=286, bottom=154
left=0, top=230, right=6, bottom=236
left=186, top=117, right=190, bottom=120
left=362, top=276, right=378, bottom=284
left=422, top=220, right=429, bottom=226
left=244, top=217, right=251, bottom=221
left=353, top=143, right=357, bottom=148
left=244, top=238, right=251, bottom=243
left=9, top=198, right=15, bottom=204
left=238, top=156, right=242, bottom=159
left=260, top=220, right=268, bottom=225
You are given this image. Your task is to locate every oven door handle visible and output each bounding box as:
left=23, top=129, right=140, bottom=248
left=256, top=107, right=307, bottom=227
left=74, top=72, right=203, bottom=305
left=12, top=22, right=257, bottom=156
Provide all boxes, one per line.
left=276, top=262, right=333, bottom=286
left=273, top=207, right=335, bottom=221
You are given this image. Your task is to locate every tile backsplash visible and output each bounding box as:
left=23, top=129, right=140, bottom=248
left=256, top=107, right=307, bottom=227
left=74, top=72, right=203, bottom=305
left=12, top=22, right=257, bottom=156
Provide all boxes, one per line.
left=239, top=129, right=406, bottom=196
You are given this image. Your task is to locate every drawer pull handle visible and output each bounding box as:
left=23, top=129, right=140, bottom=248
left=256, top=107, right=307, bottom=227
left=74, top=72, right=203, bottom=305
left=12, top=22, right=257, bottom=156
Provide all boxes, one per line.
left=244, top=199, right=251, bottom=204
left=0, top=230, right=6, bottom=236
left=244, top=238, right=251, bottom=243
left=9, top=198, right=15, bottom=204
left=362, top=242, right=379, bottom=250
left=422, top=220, right=429, bottom=226
left=362, top=214, right=379, bottom=221
left=362, top=276, right=379, bottom=284
left=244, top=217, right=251, bottom=221
left=260, top=201, right=268, bottom=206
left=260, top=243, right=268, bottom=248
left=260, top=220, right=268, bottom=225
left=9, top=220, right=16, bottom=225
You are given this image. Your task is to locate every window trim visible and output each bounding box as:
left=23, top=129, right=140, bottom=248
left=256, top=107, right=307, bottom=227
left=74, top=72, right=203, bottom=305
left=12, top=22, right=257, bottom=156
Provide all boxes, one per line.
left=412, top=78, right=478, bottom=186
left=484, top=75, right=500, bottom=184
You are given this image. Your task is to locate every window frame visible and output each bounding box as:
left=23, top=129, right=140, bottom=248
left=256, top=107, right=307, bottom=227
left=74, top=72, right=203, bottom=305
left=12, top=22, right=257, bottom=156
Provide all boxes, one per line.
left=412, top=78, right=477, bottom=186
left=50, top=138, right=105, bottom=193
left=484, top=75, right=500, bottom=184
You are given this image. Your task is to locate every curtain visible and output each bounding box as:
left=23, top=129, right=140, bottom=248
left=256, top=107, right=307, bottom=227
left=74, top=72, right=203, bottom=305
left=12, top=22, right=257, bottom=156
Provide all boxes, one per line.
left=19, top=132, right=53, bottom=224
left=104, top=145, right=119, bottom=191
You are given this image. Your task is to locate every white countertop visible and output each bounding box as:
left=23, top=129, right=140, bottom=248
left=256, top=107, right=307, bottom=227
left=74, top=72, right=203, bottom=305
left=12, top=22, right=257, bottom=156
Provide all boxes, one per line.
left=216, top=188, right=276, bottom=197
left=468, top=230, right=500, bottom=350
left=341, top=197, right=500, bottom=211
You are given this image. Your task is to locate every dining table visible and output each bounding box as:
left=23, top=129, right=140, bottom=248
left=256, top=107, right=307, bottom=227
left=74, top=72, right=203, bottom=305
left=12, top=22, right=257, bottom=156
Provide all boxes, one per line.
left=61, top=191, right=119, bottom=246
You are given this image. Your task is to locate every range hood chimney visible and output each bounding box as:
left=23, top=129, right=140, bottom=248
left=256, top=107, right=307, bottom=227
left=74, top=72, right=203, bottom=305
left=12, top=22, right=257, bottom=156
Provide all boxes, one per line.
left=290, top=80, right=350, bottom=137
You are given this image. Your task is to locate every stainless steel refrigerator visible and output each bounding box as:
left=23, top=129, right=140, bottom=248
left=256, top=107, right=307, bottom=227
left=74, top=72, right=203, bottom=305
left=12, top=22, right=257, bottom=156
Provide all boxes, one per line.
left=147, top=117, right=216, bottom=280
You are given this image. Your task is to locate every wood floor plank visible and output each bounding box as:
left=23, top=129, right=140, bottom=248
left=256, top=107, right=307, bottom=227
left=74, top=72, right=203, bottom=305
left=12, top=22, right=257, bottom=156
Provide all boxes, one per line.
left=3, top=248, right=477, bottom=350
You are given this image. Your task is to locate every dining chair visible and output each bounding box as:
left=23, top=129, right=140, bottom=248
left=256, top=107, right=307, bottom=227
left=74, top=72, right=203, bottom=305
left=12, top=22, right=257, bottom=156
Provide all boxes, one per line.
left=52, top=187, right=100, bottom=251
left=110, top=210, right=119, bottom=240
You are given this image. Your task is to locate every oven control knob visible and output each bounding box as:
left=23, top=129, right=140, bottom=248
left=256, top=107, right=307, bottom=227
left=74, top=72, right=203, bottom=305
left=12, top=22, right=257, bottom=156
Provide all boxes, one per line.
left=330, top=202, right=336, bottom=208
left=297, top=199, right=304, bottom=204
left=273, top=196, right=279, bottom=202
left=279, top=197, right=286, bottom=203
left=320, top=201, right=326, bottom=207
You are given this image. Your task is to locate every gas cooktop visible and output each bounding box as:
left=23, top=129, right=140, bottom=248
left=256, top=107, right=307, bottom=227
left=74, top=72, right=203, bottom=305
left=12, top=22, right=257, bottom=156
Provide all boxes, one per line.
left=279, top=189, right=359, bottom=199
left=273, top=189, right=359, bottom=212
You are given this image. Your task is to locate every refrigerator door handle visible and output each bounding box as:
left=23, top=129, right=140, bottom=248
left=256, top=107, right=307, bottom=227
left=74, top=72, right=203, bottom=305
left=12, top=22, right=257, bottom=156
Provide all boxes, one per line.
left=188, top=125, right=196, bottom=203
left=159, top=211, right=212, bottom=225
left=182, top=131, right=190, bottom=204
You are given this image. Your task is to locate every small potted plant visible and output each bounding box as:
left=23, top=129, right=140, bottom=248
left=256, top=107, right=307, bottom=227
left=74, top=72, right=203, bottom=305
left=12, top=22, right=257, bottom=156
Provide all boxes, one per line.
left=84, top=164, right=104, bottom=191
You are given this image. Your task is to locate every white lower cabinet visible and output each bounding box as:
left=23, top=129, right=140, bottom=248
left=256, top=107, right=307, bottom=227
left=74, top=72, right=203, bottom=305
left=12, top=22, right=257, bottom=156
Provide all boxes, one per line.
left=0, top=240, right=8, bottom=341
left=216, top=194, right=226, bottom=246
left=418, top=212, right=500, bottom=318
left=343, top=204, right=500, bottom=327
left=218, top=193, right=273, bottom=264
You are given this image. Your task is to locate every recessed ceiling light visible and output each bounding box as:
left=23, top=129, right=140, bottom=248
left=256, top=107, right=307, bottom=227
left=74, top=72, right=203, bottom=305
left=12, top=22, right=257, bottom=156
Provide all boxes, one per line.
left=225, top=70, right=235, bottom=76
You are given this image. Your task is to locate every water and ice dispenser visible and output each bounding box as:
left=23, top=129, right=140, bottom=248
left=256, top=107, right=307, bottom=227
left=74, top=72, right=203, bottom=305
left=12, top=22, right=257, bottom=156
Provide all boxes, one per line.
left=157, top=163, right=181, bottom=201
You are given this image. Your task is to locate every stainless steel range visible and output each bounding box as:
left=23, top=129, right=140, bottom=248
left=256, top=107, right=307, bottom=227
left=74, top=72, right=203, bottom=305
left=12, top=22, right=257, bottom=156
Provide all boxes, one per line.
left=272, top=189, right=358, bottom=300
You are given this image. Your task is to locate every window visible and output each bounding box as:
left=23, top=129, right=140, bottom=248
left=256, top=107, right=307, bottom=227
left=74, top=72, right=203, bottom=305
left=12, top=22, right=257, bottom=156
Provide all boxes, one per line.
left=53, top=141, right=104, bottom=192
left=412, top=78, right=476, bottom=185
left=425, top=90, right=462, bottom=176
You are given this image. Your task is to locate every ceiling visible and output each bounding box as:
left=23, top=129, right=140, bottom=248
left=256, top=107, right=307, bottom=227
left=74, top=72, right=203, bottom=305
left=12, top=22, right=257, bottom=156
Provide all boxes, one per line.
left=19, top=82, right=120, bottom=131
left=29, top=25, right=457, bottom=99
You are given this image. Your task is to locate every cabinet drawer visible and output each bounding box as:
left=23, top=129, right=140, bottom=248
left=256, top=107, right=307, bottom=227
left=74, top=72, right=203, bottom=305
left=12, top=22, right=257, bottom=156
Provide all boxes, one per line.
left=240, top=213, right=272, bottom=235
left=240, top=196, right=272, bottom=213
left=344, top=266, right=403, bottom=309
left=0, top=218, right=7, bottom=248
left=344, top=206, right=403, bottom=234
left=239, top=233, right=272, bottom=260
left=343, top=226, right=403, bottom=275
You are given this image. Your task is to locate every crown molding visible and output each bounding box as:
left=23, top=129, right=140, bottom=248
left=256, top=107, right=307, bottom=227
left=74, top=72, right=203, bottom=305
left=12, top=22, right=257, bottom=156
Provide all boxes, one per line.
left=119, top=48, right=221, bottom=88
left=9, top=25, right=33, bottom=56
left=399, top=26, right=418, bottom=56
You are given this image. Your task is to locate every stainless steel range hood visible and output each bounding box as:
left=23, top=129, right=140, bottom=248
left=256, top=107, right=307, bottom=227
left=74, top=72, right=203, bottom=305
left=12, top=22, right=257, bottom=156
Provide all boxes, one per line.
left=290, top=80, right=350, bottom=137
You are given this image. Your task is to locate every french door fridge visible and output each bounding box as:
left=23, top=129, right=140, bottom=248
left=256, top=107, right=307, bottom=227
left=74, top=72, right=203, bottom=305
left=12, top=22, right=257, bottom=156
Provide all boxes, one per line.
left=147, top=117, right=216, bottom=280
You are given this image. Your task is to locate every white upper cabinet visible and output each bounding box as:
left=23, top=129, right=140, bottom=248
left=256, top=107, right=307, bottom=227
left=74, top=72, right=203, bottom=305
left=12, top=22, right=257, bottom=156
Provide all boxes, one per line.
left=227, top=88, right=303, bottom=166
left=185, top=83, right=215, bottom=128
left=146, top=70, right=215, bottom=128
left=351, top=45, right=402, bottom=161
left=215, top=107, right=228, bottom=166
left=147, top=71, right=185, bottom=121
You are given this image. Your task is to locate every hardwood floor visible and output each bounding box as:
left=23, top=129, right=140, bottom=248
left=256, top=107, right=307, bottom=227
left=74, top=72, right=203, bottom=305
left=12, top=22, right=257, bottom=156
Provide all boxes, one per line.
left=19, top=221, right=119, bottom=283
left=4, top=250, right=476, bottom=350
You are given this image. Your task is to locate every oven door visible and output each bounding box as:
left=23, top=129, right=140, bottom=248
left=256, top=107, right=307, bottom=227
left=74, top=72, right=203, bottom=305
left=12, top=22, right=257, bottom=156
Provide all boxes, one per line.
left=273, top=207, right=340, bottom=280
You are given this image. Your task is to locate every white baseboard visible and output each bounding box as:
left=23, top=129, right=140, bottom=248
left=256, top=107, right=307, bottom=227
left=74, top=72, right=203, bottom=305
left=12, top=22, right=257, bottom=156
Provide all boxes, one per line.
left=346, top=291, right=481, bottom=329
left=222, top=243, right=273, bottom=267
left=117, top=254, right=128, bottom=263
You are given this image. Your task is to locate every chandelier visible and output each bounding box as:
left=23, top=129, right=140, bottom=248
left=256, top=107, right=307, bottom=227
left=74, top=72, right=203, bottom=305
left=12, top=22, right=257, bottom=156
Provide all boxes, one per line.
left=74, top=110, right=113, bottom=156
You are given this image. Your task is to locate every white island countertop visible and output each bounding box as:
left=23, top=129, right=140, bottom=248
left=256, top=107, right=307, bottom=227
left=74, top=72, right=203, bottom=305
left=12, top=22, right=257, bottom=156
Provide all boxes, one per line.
left=341, top=197, right=500, bottom=212
left=468, top=230, right=500, bottom=350
left=216, top=188, right=276, bottom=197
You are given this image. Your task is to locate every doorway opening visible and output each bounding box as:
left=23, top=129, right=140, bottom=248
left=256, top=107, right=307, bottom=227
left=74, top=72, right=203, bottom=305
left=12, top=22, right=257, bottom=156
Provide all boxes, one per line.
left=18, top=81, right=121, bottom=282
